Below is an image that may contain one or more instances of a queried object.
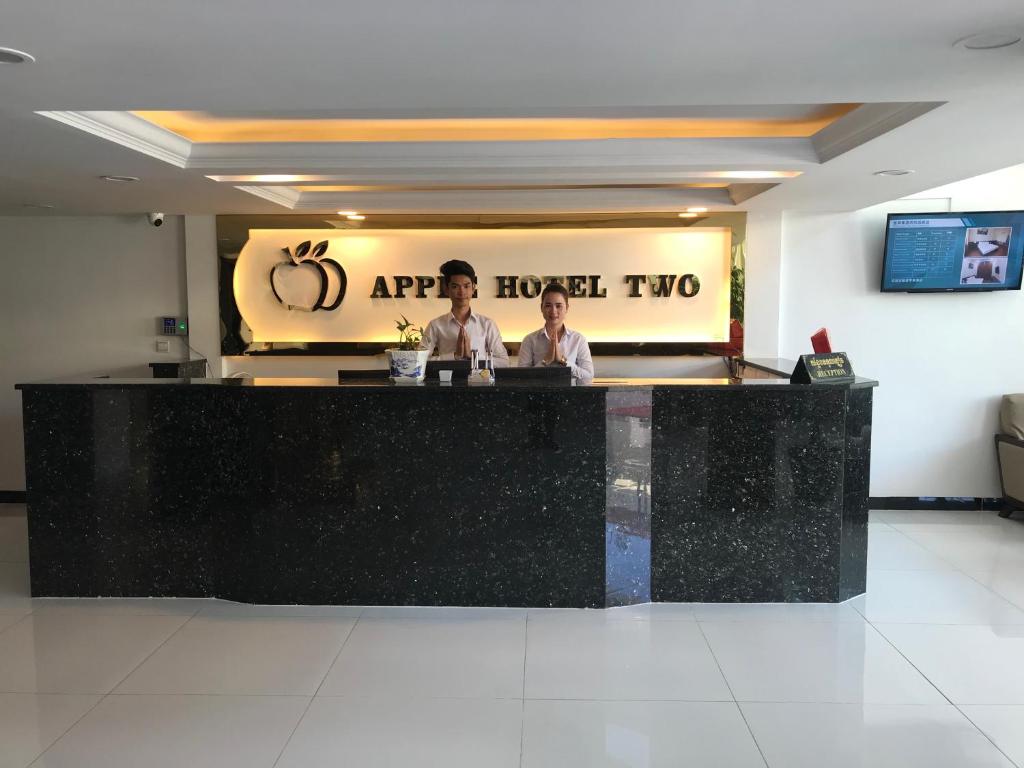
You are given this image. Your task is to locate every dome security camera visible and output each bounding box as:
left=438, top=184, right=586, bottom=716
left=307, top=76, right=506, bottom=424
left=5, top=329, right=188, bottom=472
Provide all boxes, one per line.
left=147, top=212, right=165, bottom=227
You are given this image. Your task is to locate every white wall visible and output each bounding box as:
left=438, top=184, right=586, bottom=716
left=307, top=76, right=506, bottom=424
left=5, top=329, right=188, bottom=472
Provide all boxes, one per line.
left=779, top=164, right=1024, bottom=497
left=743, top=211, right=783, bottom=357
left=0, top=216, right=187, bottom=491
left=183, top=216, right=222, bottom=376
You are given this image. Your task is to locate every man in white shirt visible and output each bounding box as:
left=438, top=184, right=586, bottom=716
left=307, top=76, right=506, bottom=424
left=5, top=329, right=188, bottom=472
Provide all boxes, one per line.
left=518, top=282, right=594, bottom=383
left=420, top=259, right=510, bottom=366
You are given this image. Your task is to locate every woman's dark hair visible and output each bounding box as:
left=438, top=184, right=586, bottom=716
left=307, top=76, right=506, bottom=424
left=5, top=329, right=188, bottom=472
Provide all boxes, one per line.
left=540, top=282, right=569, bottom=303
left=439, top=259, right=476, bottom=283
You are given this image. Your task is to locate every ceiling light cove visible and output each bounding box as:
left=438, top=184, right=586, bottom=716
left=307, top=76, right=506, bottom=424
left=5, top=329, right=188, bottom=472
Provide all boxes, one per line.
left=133, top=106, right=859, bottom=143
left=873, top=169, right=915, bottom=176
left=245, top=174, right=304, bottom=183
left=705, top=171, right=802, bottom=179
left=34, top=102, right=942, bottom=212
left=307, top=183, right=733, bottom=193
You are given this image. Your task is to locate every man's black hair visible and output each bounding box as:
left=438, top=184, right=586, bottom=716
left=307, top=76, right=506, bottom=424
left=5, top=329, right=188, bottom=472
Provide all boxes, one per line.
left=439, top=259, right=477, bottom=283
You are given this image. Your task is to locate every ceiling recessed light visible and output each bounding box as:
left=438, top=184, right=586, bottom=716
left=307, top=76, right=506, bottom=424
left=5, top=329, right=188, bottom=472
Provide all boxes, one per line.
left=686, top=207, right=708, bottom=213
left=678, top=212, right=699, bottom=219
left=100, top=175, right=140, bottom=183
left=346, top=214, right=365, bottom=221
left=873, top=169, right=915, bottom=176
left=0, top=47, right=35, bottom=64
left=336, top=210, right=358, bottom=216
left=955, top=31, right=1022, bottom=50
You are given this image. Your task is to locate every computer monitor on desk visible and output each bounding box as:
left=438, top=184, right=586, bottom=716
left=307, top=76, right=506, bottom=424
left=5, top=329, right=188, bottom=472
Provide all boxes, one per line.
left=493, top=366, right=572, bottom=383
left=425, top=360, right=472, bottom=379
left=337, top=369, right=389, bottom=381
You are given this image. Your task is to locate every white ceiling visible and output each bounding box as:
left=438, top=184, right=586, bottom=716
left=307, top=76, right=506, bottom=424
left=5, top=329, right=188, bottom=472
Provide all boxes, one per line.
left=2, top=0, right=1023, bottom=216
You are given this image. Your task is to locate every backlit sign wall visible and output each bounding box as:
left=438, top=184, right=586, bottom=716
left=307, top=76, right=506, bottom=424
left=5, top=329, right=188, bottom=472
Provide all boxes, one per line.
left=234, top=227, right=731, bottom=343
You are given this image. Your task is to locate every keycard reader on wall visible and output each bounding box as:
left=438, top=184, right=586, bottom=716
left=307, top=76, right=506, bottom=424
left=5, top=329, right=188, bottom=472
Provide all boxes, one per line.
left=158, top=317, right=188, bottom=336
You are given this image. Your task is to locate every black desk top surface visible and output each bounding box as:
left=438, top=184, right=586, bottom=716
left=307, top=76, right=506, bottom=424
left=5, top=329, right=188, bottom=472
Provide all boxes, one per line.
left=17, top=375, right=878, bottom=391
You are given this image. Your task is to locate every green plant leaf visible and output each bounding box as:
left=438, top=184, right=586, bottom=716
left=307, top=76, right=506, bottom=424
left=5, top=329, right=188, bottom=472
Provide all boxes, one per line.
left=395, top=315, right=423, bottom=350
left=730, top=265, right=745, bottom=323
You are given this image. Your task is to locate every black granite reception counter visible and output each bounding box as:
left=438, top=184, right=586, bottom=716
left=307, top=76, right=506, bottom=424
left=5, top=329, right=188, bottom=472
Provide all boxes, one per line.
left=17, top=375, right=876, bottom=607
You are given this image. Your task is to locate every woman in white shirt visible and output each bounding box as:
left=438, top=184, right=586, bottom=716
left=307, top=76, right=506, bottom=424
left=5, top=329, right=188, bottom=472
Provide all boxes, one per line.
left=518, top=283, right=594, bottom=383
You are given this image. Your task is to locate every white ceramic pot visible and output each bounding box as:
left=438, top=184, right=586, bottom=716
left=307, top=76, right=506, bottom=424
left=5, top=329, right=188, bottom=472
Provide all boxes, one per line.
left=386, top=349, right=430, bottom=383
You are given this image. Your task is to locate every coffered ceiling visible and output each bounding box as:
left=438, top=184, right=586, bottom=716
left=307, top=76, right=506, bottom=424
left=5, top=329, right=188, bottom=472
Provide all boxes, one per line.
left=1, top=0, right=1023, bottom=216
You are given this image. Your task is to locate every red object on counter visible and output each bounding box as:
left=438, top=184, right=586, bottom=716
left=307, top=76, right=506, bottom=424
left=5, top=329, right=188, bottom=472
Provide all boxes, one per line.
left=810, top=328, right=832, bottom=354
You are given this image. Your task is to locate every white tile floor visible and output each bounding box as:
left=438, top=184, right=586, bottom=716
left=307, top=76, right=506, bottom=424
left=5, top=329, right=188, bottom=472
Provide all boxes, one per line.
left=3, top=502, right=1024, bottom=766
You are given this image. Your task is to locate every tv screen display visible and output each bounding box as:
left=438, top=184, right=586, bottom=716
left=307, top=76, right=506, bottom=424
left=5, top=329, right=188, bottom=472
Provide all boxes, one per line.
left=881, top=211, right=1024, bottom=292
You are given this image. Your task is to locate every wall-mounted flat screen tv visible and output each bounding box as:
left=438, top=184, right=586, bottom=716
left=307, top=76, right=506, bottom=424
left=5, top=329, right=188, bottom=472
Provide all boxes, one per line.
left=881, top=211, right=1024, bottom=292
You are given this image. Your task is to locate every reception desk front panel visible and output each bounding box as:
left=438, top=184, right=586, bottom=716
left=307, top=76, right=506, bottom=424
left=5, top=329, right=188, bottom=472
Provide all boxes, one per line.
left=18, top=377, right=876, bottom=607
left=651, top=386, right=871, bottom=602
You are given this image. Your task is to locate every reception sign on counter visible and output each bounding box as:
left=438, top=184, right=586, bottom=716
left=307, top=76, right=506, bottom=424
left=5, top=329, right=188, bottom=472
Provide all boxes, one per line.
left=791, top=353, right=856, bottom=384
left=234, top=227, right=731, bottom=343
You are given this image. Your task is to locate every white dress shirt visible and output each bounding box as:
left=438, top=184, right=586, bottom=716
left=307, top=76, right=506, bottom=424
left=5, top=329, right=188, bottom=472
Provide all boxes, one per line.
left=420, top=310, right=510, bottom=366
left=518, top=326, right=594, bottom=383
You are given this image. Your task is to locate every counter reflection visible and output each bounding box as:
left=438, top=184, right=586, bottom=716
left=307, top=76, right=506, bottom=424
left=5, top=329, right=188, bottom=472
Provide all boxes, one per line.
left=606, top=390, right=652, bottom=606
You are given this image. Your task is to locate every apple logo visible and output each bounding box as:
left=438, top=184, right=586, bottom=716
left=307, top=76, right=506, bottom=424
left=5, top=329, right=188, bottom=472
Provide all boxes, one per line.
left=270, top=240, right=347, bottom=311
